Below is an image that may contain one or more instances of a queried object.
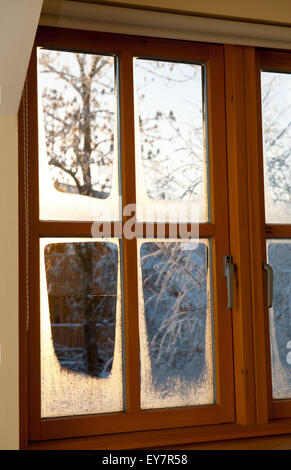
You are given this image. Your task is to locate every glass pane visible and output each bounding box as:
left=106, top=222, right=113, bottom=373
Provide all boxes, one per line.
left=40, top=238, right=123, bottom=418
left=267, top=240, right=291, bottom=399
left=138, top=239, right=214, bottom=409
left=134, top=59, right=207, bottom=223
left=261, top=71, right=291, bottom=223
left=37, top=49, right=120, bottom=221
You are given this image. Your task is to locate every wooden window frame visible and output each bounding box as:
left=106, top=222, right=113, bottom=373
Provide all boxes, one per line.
left=254, top=49, right=291, bottom=421
left=18, top=26, right=291, bottom=450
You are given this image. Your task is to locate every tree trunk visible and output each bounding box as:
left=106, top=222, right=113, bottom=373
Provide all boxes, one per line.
left=78, top=243, right=102, bottom=377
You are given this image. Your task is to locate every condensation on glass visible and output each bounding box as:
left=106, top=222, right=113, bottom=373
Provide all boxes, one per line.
left=261, top=71, right=291, bottom=223
left=267, top=240, right=291, bottom=400
left=37, top=48, right=120, bottom=221
left=40, top=238, right=123, bottom=418
left=137, top=239, right=214, bottom=409
left=134, top=58, right=207, bottom=224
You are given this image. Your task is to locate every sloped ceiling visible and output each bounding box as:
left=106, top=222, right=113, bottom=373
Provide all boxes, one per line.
left=68, top=0, right=291, bottom=25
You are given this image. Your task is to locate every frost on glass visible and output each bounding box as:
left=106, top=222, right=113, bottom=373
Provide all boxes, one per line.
left=134, top=59, right=207, bottom=223
left=138, top=240, right=214, bottom=409
left=37, top=49, right=120, bottom=221
left=40, top=238, right=123, bottom=418
left=261, top=72, right=291, bottom=223
left=268, top=240, right=291, bottom=399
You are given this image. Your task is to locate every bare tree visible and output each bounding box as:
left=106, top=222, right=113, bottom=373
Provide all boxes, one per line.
left=39, top=50, right=116, bottom=377
left=261, top=73, right=291, bottom=205
left=39, top=50, right=115, bottom=198
left=261, top=73, right=291, bottom=386
left=40, top=51, right=291, bottom=383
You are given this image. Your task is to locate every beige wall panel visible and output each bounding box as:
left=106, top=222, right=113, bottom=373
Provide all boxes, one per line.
left=0, top=116, right=19, bottom=450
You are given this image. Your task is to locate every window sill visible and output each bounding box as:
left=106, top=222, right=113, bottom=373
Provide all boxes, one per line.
left=25, top=420, right=291, bottom=450
left=159, top=434, right=291, bottom=450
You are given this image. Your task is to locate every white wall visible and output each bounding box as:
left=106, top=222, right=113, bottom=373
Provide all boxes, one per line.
left=0, top=0, right=43, bottom=450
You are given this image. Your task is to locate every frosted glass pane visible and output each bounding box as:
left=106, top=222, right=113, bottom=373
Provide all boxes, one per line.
left=37, top=49, right=120, bottom=221
left=261, top=72, right=291, bottom=223
left=134, top=59, right=207, bottom=223
left=40, top=238, right=123, bottom=418
left=138, top=239, right=214, bottom=409
left=267, top=240, right=291, bottom=399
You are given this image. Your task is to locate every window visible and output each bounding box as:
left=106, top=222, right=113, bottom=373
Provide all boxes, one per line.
left=19, top=28, right=291, bottom=449
left=257, top=49, right=291, bottom=421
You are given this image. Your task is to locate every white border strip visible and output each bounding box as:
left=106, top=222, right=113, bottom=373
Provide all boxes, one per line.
left=40, top=1, right=291, bottom=49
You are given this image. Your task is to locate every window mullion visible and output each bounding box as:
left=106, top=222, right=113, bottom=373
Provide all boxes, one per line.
left=243, top=46, right=271, bottom=424
left=119, top=49, right=141, bottom=414
left=224, top=44, right=258, bottom=425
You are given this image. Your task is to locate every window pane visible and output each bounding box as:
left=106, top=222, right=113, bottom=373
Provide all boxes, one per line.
left=40, top=239, right=123, bottom=418
left=37, top=49, right=120, bottom=221
left=267, top=240, right=291, bottom=400
left=134, top=59, right=207, bottom=223
left=261, top=71, right=291, bottom=223
left=138, top=239, right=214, bottom=409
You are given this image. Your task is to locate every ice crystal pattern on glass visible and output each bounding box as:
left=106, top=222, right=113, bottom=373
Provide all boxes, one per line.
left=40, top=239, right=123, bottom=418
left=138, top=240, right=214, bottom=409
left=268, top=241, right=291, bottom=399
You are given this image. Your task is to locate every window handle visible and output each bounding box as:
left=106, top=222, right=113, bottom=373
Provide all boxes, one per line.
left=262, top=261, right=273, bottom=308
left=223, top=255, right=234, bottom=310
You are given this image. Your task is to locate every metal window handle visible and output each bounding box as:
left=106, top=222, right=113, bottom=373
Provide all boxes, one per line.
left=262, top=261, right=273, bottom=308
left=223, top=255, right=234, bottom=310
